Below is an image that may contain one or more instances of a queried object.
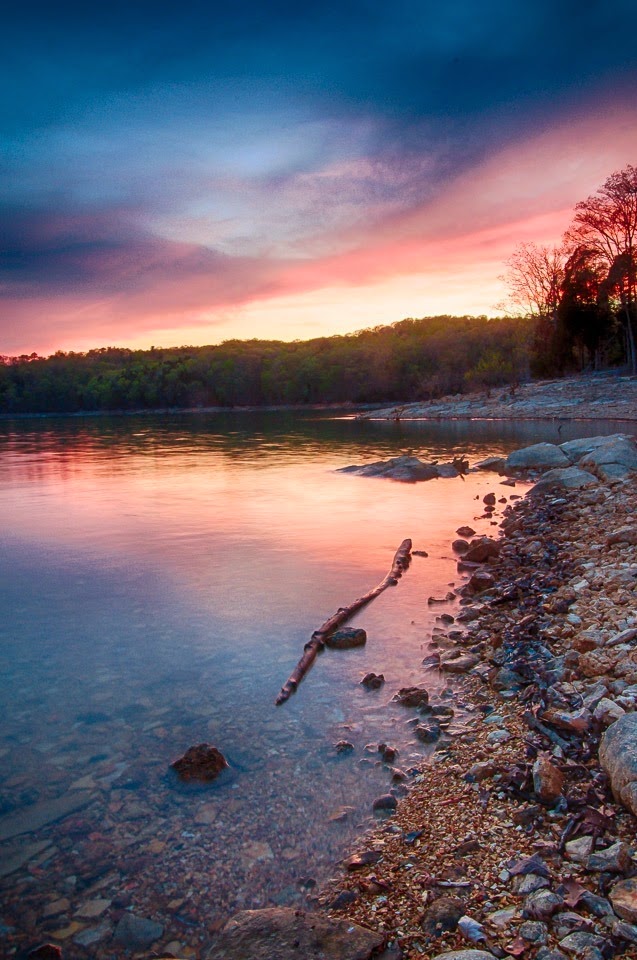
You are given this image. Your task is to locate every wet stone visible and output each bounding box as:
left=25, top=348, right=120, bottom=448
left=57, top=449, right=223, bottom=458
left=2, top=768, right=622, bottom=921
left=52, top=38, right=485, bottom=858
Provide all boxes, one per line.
left=170, top=743, right=228, bottom=782
left=207, top=906, right=385, bottom=960
left=325, top=628, right=367, bottom=649
left=113, top=912, right=164, bottom=947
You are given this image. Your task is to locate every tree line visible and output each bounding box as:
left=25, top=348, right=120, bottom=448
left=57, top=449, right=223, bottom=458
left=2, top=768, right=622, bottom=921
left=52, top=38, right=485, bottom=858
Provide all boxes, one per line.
left=2, top=163, right=635, bottom=415
left=0, top=316, right=532, bottom=414
left=502, top=164, right=637, bottom=375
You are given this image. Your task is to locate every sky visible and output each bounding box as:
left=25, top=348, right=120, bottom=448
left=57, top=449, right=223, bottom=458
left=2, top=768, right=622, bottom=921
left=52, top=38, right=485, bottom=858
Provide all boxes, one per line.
left=2, top=0, right=637, bottom=356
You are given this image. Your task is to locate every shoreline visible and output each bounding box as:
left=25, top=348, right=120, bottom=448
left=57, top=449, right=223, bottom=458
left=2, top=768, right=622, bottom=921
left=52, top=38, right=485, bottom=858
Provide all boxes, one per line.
left=356, top=373, right=637, bottom=424
left=2, top=373, right=637, bottom=424
left=314, top=459, right=637, bottom=958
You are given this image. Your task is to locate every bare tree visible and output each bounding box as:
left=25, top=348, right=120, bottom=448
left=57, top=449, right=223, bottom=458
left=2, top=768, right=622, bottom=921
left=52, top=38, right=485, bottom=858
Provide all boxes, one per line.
left=565, top=165, right=637, bottom=373
left=500, top=242, right=566, bottom=322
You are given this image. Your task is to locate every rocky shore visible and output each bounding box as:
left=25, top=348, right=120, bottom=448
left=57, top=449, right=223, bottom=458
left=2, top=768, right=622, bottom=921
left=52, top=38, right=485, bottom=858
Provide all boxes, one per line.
left=308, top=435, right=637, bottom=960
left=357, top=373, right=637, bottom=422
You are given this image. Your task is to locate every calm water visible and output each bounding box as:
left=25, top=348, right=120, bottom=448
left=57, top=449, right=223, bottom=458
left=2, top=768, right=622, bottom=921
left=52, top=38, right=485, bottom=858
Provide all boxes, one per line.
left=0, top=411, right=634, bottom=956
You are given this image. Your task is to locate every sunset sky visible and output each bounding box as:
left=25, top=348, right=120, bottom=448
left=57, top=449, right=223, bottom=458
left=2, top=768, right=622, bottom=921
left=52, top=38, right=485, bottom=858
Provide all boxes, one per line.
left=3, top=1, right=637, bottom=356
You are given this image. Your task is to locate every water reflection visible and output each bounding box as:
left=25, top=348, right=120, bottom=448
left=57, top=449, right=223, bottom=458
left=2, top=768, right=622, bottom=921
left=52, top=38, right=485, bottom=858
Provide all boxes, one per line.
left=0, top=412, right=633, bottom=955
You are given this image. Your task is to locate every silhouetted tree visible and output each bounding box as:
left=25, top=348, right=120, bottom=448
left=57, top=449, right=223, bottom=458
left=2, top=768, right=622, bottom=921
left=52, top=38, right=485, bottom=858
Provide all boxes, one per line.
left=565, top=165, right=637, bottom=373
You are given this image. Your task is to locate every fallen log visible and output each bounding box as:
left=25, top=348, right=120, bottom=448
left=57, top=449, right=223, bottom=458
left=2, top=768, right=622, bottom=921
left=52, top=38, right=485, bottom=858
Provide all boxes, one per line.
left=275, top=538, right=412, bottom=706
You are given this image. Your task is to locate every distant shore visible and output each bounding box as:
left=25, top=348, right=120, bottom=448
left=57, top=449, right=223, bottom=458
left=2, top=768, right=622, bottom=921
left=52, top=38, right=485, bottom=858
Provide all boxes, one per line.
left=357, top=372, right=637, bottom=423
left=3, top=372, right=637, bottom=423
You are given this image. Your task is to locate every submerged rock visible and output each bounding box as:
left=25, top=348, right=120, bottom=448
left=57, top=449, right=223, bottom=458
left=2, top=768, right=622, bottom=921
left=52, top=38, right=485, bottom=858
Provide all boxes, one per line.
left=336, top=455, right=464, bottom=482
left=325, top=628, right=367, bottom=649
left=393, top=686, right=429, bottom=708
left=170, top=743, right=228, bottom=783
left=206, top=907, right=385, bottom=959
left=360, top=672, right=385, bottom=689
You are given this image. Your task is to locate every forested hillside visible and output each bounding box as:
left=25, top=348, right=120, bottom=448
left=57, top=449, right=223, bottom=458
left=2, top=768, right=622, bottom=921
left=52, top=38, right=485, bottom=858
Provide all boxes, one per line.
left=0, top=315, right=532, bottom=414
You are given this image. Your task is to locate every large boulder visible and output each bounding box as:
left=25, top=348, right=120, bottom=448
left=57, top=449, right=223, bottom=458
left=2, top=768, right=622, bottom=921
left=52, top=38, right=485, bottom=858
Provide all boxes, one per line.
left=599, top=714, right=637, bottom=816
left=529, top=466, right=599, bottom=496
left=504, top=443, right=570, bottom=475
left=559, top=434, right=629, bottom=461
left=206, top=907, right=385, bottom=959
left=578, top=436, right=637, bottom=481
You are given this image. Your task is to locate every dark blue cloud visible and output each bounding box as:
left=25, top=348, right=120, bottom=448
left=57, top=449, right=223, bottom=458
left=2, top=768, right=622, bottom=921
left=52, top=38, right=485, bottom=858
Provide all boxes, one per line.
left=3, top=1, right=636, bottom=136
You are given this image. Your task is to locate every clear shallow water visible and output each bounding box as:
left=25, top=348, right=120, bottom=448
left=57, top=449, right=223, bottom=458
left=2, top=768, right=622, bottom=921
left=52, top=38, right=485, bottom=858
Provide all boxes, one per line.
left=0, top=411, right=634, bottom=956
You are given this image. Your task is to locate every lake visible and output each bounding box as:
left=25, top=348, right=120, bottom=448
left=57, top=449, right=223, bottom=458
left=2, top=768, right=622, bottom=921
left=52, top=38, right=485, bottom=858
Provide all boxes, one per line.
left=0, top=411, right=634, bottom=956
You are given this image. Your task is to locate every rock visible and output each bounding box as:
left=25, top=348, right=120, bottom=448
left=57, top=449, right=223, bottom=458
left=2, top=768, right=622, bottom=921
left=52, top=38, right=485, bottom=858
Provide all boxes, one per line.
left=607, top=525, right=637, bottom=546
left=513, top=873, right=550, bottom=894
left=532, top=755, right=564, bottom=803
left=0, top=792, right=93, bottom=842
left=325, top=628, right=367, bottom=649
left=558, top=931, right=606, bottom=954
left=457, top=915, right=487, bottom=943
left=467, top=760, right=497, bottom=782
left=607, top=627, right=637, bottom=647
left=421, top=897, right=464, bottom=936
left=73, top=921, right=112, bottom=946
left=483, top=493, right=496, bottom=506
left=360, top=672, right=384, bottom=689
left=609, top=878, right=637, bottom=923
left=330, top=890, right=358, bottom=909
left=170, top=743, right=228, bottom=782
left=27, top=947, right=62, bottom=960
left=559, top=435, right=627, bottom=461
left=564, top=836, right=594, bottom=863
left=585, top=840, right=632, bottom=873
left=456, top=526, right=477, bottom=537
left=593, top=697, right=626, bottom=725
left=441, top=654, right=479, bottom=674
left=578, top=891, right=614, bottom=918
left=337, top=456, right=440, bottom=482
left=206, top=907, right=385, bottom=959
left=372, top=794, right=397, bottom=813
left=463, top=536, right=501, bottom=563
left=579, top=435, right=637, bottom=481
left=504, top=443, right=570, bottom=475
left=530, top=467, right=599, bottom=496
left=452, top=539, right=470, bottom=554
left=378, top=744, right=398, bottom=763
left=334, top=740, right=354, bottom=753
left=415, top=722, right=441, bottom=743
left=344, top=850, right=383, bottom=870
left=486, top=729, right=511, bottom=744
left=467, top=570, right=496, bottom=594
left=113, top=912, right=163, bottom=948
left=429, top=952, right=497, bottom=960
left=609, top=918, right=637, bottom=943
left=540, top=707, right=591, bottom=734
left=475, top=456, right=506, bottom=472
left=599, top=713, right=637, bottom=816
left=393, top=686, right=429, bottom=708
left=519, top=920, right=548, bottom=943
left=522, top=890, right=564, bottom=920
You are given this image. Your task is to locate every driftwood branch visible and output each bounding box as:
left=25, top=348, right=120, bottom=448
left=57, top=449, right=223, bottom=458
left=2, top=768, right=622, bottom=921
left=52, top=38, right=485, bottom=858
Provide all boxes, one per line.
left=275, top=538, right=412, bottom=706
